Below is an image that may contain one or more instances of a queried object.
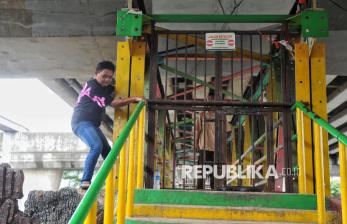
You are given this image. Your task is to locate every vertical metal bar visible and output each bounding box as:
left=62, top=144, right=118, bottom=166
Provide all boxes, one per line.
left=203, top=111, right=206, bottom=189
left=165, top=34, right=169, bottom=99
left=174, top=34, right=178, bottom=189
left=193, top=34, right=198, bottom=189
left=184, top=34, right=188, bottom=101
left=230, top=51, right=234, bottom=101
left=172, top=110, right=177, bottom=189
left=259, top=34, right=263, bottom=102
left=296, top=109, right=306, bottom=193
left=240, top=34, right=244, bottom=101
left=183, top=112, right=186, bottom=190
left=251, top=114, right=255, bottom=187
left=116, top=145, right=127, bottom=224
left=215, top=51, right=223, bottom=189
left=312, top=0, right=317, bottom=9
left=338, top=142, right=347, bottom=224
left=84, top=202, right=97, bottom=224
left=136, top=108, right=145, bottom=189
left=175, top=34, right=178, bottom=100
left=237, top=119, right=243, bottom=186
left=183, top=34, right=188, bottom=188
left=104, top=167, right=115, bottom=223
left=314, top=123, right=326, bottom=224
left=146, top=22, right=158, bottom=188
left=193, top=110, right=197, bottom=189
left=163, top=113, right=166, bottom=188
left=202, top=35, right=207, bottom=189
left=269, top=35, right=273, bottom=102
left=194, top=34, right=198, bottom=100
left=215, top=52, right=222, bottom=100
left=280, top=30, right=293, bottom=192
left=172, top=140, right=176, bottom=189
left=266, top=113, right=274, bottom=191
left=250, top=35, right=255, bottom=186
left=222, top=114, right=227, bottom=186
left=204, top=38, right=207, bottom=101
left=126, top=127, right=136, bottom=217
left=250, top=35, right=253, bottom=102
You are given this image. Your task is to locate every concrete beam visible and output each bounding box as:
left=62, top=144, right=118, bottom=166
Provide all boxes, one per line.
left=330, top=111, right=347, bottom=129
left=328, top=89, right=347, bottom=113
left=0, top=0, right=126, bottom=37
left=0, top=36, right=118, bottom=79
left=319, top=0, right=347, bottom=31
left=322, top=31, right=347, bottom=77
left=0, top=115, right=29, bottom=132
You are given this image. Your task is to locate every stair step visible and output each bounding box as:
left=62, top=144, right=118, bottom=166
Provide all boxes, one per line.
left=133, top=204, right=338, bottom=223
left=134, top=189, right=319, bottom=210
left=126, top=217, right=315, bottom=224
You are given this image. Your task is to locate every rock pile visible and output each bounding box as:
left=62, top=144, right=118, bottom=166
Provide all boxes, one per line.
left=1, top=163, right=104, bottom=224
left=0, top=163, right=37, bottom=224
left=25, top=188, right=104, bottom=224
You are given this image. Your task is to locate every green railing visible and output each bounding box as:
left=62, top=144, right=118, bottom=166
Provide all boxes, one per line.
left=291, top=102, right=347, bottom=144
left=292, top=101, right=347, bottom=224
left=68, top=101, right=145, bottom=224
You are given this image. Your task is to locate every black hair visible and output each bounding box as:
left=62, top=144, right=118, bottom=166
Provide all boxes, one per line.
left=95, top=60, right=115, bottom=74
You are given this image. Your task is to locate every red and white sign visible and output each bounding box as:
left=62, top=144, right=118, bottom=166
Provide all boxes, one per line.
left=205, top=33, right=236, bottom=51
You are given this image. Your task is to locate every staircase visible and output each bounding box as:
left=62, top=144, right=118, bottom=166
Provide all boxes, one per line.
left=125, top=189, right=340, bottom=224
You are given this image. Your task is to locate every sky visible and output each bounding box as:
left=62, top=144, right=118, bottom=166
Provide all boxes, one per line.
left=0, top=79, right=73, bottom=132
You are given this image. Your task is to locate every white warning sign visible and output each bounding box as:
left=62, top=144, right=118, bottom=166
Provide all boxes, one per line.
left=205, top=33, right=236, bottom=51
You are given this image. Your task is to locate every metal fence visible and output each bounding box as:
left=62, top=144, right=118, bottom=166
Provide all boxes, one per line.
left=146, top=30, right=294, bottom=192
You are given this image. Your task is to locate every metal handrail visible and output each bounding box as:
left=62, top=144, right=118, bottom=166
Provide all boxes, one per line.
left=292, top=101, right=347, bottom=224
left=291, top=101, right=347, bottom=145
left=68, top=101, right=145, bottom=224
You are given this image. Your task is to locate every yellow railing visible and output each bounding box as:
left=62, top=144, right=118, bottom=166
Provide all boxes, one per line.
left=69, top=102, right=146, bottom=224
left=293, top=102, right=347, bottom=224
left=116, top=107, right=146, bottom=224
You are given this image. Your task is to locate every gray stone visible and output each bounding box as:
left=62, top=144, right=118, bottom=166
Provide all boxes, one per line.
left=12, top=169, right=24, bottom=199
left=24, top=188, right=85, bottom=223
left=4, top=168, right=14, bottom=199
left=6, top=199, right=16, bottom=224
left=0, top=164, right=10, bottom=201
left=11, top=211, right=38, bottom=224
left=0, top=199, right=15, bottom=224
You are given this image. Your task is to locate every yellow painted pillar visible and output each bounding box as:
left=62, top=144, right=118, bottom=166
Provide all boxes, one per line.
left=130, top=41, right=145, bottom=185
left=313, top=123, right=326, bottom=224
left=84, top=202, right=97, bottom=224
left=339, top=142, right=347, bottom=224
left=294, top=43, right=314, bottom=194
left=113, top=39, right=145, bottom=223
left=130, top=41, right=146, bottom=98
left=115, top=41, right=131, bottom=224
left=310, top=43, right=330, bottom=197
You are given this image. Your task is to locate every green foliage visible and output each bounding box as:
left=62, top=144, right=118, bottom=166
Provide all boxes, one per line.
left=330, top=178, right=341, bottom=197
left=62, top=170, right=82, bottom=188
